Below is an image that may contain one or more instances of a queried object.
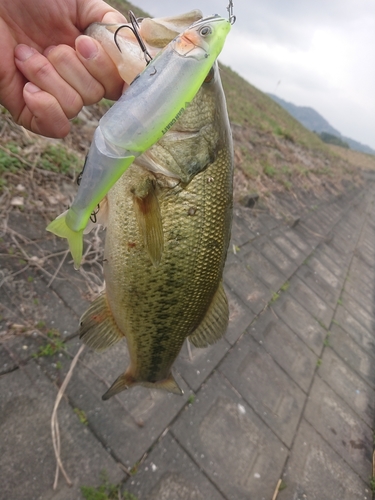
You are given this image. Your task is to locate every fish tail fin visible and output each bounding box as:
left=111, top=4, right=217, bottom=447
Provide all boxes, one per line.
left=79, top=292, right=124, bottom=352
left=46, top=211, right=83, bottom=269
left=102, top=371, right=183, bottom=400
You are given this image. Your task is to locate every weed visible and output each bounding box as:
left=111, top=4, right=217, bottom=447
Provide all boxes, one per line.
left=27, top=276, right=34, bottom=283
left=282, top=179, right=292, bottom=190
left=263, top=163, right=277, bottom=177
left=332, top=319, right=340, bottom=326
left=317, top=319, right=327, bottom=330
left=55, top=361, right=62, bottom=370
left=337, top=298, right=343, bottom=306
left=316, top=359, right=322, bottom=367
left=280, top=281, right=290, bottom=292
left=188, top=394, right=196, bottom=404
left=323, top=333, right=330, bottom=347
left=370, top=476, right=375, bottom=493
left=39, top=145, right=80, bottom=175
left=270, top=292, right=280, bottom=303
left=33, top=330, right=65, bottom=357
left=36, top=320, right=45, bottom=329
left=279, top=480, right=287, bottom=491
left=81, top=471, right=138, bottom=500
left=74, top=408, right=88, bottom=425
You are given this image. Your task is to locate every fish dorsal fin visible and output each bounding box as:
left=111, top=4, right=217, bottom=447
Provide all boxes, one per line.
left=79, top=292, right=124, bottom=352
left=132, top=178, right=164, bottom=266
left=102, top=371, right=183, bottom=400
left=188, top=281, right=229, bottom=348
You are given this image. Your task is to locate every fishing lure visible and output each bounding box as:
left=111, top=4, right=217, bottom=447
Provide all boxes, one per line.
left=47, top=15, right=231, bottom=268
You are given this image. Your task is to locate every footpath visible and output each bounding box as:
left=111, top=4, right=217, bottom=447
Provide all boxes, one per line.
left=1, top=175, right=375, bottom=500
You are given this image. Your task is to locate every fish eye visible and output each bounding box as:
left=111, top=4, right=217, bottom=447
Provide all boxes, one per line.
left=199, top=25, right=212, bottom=37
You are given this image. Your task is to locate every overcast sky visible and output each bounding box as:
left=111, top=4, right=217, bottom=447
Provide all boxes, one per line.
left=134, top=0, right=375, bottom=149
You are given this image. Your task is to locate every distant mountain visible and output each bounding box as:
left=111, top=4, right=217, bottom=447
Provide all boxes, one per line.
left=268, top=93, right=375, bottom=156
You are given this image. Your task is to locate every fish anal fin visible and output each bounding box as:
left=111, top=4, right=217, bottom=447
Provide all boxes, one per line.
left=79, top=292, right=124, bottom=352
left=132, top=177, right=164, bottom=266
left=102, top=371, right=183, bottom=400
left=188, top=281, right=229, bottom=348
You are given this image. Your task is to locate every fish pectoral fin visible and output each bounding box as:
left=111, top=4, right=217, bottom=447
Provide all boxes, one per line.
left=133, top=178, right=164, bottom=266
left=102, top=371, right=183, bottom=400
left=188, top=281, right=229, bottom=348
left=46, top=210, right=83, bottom=269
left=79, top=292, right=124, bottom=352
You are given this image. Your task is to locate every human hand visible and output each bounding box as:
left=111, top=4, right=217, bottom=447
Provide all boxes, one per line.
left=0, top=0, right=127, bottom=138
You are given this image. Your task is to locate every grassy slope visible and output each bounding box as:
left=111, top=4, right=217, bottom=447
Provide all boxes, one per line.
left=0, top=0, right=366, bottom=216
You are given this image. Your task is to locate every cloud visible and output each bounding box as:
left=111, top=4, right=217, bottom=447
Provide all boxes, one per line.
left=134, top=0, right=375, bottom=148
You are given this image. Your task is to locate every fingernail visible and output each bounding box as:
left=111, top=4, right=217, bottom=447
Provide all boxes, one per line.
left=76, top=36, right=98, bottom=60
left=15, top=44, right=37, bottom=62
left=25, top=82, right=41, bottom=93
left=44, top=45, right=57, bottom=57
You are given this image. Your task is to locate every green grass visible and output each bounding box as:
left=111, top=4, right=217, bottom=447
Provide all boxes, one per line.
left=33, top=330, right=65, bottom=358
left=39, top=145, right=81, bottom=175
left=81, top=471, right=138, bottom=500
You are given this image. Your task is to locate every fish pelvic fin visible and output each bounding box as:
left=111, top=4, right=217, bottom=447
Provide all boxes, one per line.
left=132, top=176, right=164, bottom=266
left=46, top=210, right=83, bottom=269
left=188, top=281, right=229, bottom=348
left=102, top=371, right=183, bottom=400
left=79, top=292, right=124, bottom=352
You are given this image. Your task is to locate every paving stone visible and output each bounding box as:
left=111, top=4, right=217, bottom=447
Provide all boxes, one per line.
left=219, top=333, right=306, bottom=446
left=249, top=312, right=317, bottom=392
left=330, top=323, right=375, bottom=388
left=272, top=231, right=306, bottom=265
left=241, top=246, right=286, bottom=292
left=305, top=254, right=342, bottom=289
left=341, top=288, right=373, bottom=316
left=338, top=292, right=374, bottom=335
left=334, top=305, right=375, bottom=356
left=345, top=274, right=375, bottom=306
left=309, top=246, right=345, bottom=279
left=0, top=346, right=17, bottom=375
left=171, top=371, right=288, bottom=500
left=270, top=293, right=326, bottom=356
left=230, top=212, right=256, bottom=247
left=292, top=223, right=322, bottom=249
left=283, top=228, right=314, bottom=255
left=301, top=214, right=331, bottom=236
left=54, top=338, right=190, bottom=469
left=126, top=432, right=225, bottom=500
left=232, top=206, right=269, bottom=236
left=252, top=235, right=297, bottom=277
left=278, top=419, right=370, bottom=500
left=316, top=242, right=350, bottom=270
left=318, top=347, right=374, bottom=427
left=329, top=229, right=357, bottom=255
left=224, top=285, right=255, bottom=345
left=47, top=261, right=91, bottom=318
left=296, top=264, right=339, bottom=310
left=304, top=377, right=373, bottom=482
left=349, top=256, right=375, bottom=288
left=175, top=337, right=230, bottom=392
left=0, top=361, right=124, bottom=500
left=288, top=276, right=335, bottom=328
left=224, top=262, right=272, bottom=315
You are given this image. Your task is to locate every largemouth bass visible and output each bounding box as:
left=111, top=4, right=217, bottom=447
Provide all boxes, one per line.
left=46, top=14, right=231, bottom=269
left=79, top=13, right=234, bottom=400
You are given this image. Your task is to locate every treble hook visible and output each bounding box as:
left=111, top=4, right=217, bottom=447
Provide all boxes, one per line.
left=227, top=0, right=236, bottom=25
left=114, top=10, right=153, bottom=65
